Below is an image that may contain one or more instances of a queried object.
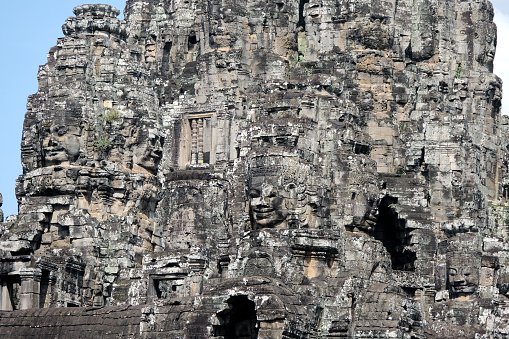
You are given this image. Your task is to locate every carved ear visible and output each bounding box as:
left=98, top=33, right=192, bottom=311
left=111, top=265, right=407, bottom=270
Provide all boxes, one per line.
left=285, top=183, right=297, bottom=199
left=127, top=127, right=138, bottom=145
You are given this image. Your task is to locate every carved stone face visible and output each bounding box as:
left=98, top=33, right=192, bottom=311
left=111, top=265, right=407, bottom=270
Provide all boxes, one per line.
left=132, top=132, right=163, bottom=173
left=488, top=79, right=502, bottom=112
left=497, top=270, right=509, bottom=298
left=475, top=21, right=496, bottom=69
left=41, top=124, right=81, bottom=166
left=447, top=255, right=479, bottom=296
left=359, top=16, right=391, bottom=50
left=349, top=0, right=393, bottom=51
left=248, top=180, right=288, bottom=229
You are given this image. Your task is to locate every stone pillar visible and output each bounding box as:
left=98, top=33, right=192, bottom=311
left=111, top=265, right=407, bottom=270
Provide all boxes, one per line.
left=0, top=280, right=13, bottom=311
left=46, top=271, right=57, bottom=308
left=198, top=118, right=204, bottom=163
left=191, top=119, right=198, bottom=164
left=19, top=268, right=42, bottom=310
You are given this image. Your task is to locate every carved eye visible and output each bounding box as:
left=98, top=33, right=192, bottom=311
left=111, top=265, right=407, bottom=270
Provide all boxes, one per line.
left=449, top=269, right=457, bottom=276
left=286, top=183, right=296, bottom=190
left=267, top=189, right=278, bottom=198
left=248, top=189, right=260, bottom=198
left=53, top=126, right=67, bottom=136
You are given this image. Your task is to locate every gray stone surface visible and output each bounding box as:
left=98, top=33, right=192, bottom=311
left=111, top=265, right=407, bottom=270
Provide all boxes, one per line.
left=0, top=0, right=508, bottom=337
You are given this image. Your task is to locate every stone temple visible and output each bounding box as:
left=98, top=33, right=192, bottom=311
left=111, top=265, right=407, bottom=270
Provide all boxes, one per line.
left=0, top=0, right=508, bottom=337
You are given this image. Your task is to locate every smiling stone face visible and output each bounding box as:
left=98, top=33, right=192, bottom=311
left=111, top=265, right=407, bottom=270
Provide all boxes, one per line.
left=41, top=123, right=82, bottom=166
left=474, top=27, right=496, bottom=71
left=246, top=155, right=313, bottom=230
left=447, top=253, right=480, bottom=297
left=248, top=179, right=289, bottom=229
left=448, top=266, right=477, bottom=295
left=132, top=130, right=163, bottom=174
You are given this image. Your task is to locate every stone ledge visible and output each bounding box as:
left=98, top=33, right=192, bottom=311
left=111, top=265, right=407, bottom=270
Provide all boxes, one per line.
left=73, top=4, right=120, bottom=19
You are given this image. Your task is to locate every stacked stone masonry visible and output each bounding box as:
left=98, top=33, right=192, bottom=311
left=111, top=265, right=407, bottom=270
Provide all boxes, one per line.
left=0, top=0, right=508, bottom=337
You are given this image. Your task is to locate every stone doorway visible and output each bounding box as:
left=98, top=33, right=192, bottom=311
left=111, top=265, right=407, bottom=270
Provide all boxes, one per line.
left=214, top=295, right=258, bottom=339
left=374, top=196, right=416, bottom=271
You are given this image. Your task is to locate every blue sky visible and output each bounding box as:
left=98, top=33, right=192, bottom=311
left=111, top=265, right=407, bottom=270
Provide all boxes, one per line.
left=0, top=1, right=507, bottom=218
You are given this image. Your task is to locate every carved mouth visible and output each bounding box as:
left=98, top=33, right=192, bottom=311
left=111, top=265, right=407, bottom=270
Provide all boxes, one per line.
left=45, top=150, right=65, bottom=158
left=45, top=146, right=65, bottom=154
left=452, top=284, right=476, bottom=293
left=254, top=208, right=274, bottom=214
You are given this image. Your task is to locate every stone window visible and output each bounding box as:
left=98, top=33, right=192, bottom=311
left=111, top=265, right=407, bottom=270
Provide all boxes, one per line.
left=179, top=113, right=215, bottom=167
left=149, top=276, right=186, bottom=299
left=61, top=260, right=85, bottom=306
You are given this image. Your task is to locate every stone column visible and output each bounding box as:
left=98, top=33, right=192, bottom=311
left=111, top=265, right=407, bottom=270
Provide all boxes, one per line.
left=46, top=271, right=57, bottom=308
left=191, top=119, right=198, bottom=164
left=198, top=118, right=204, bottom=163
left=19, top=268, right=42, bottom=310
left=0, top=280, right=13, bottom=311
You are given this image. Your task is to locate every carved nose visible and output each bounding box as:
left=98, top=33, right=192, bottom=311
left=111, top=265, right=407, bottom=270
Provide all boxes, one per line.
left=252, top=196, right=270, bottom=207
left=48, top=138, right=59, bottom=147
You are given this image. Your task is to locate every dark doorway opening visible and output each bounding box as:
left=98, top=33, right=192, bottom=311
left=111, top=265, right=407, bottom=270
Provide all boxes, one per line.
left=39, top=270, right=50, bottom=308
left=213, top=295, right=258, bottom=338
left=162, top=41, right=172, bottom=73
left=298, top=0, right=310, bottom=30
left=374, top=196, right=416, bottom=271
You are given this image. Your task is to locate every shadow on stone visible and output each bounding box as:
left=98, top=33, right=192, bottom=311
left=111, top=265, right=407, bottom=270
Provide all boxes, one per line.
left=374, top=196, right=416, bottom=271
left=214, top=295, right=258, bottom=339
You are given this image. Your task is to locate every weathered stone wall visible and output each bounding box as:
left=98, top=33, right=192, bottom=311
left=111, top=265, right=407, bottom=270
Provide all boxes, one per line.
left=0, top=0, right=508, bottom=337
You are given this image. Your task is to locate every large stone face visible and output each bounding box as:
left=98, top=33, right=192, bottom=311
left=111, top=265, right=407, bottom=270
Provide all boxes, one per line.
left=0, top=0, right=508, bottom=337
